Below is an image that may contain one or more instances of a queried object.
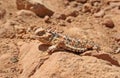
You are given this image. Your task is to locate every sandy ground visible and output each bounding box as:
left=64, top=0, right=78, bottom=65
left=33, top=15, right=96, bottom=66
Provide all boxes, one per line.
left=0, top=0, right=120, bottom=78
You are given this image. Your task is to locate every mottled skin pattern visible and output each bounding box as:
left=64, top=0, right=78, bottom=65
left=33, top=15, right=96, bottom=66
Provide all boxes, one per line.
left=35, top=28, right=100, bottom=54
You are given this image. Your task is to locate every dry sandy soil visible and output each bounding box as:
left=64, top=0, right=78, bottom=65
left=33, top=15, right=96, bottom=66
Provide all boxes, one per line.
left=0, top=0, right=120, bottom=78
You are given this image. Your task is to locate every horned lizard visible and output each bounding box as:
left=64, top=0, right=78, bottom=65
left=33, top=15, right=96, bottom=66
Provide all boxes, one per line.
left=34, top=28, right=100, bottom=54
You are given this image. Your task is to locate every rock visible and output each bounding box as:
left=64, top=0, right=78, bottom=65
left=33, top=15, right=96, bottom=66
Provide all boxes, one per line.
left=16, top=0, right=54, bottom=17
left=102, top=18, right=115, bottom=28
left=94, top=10, right=105, bottom=18
left=31, top=52, right=120, bottom=78
left=0, top=8, right=6, bottom=19
left=82, top=3, right=92, bottom=12
left=18, top=41, right=120, bottom=78
left=40, top=0, right=69, bottom=12
left=19, top=41, right=49, bottom=78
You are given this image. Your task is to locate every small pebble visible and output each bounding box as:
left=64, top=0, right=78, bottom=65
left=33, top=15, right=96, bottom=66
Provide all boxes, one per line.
left=102, top=18, right=115, bottom=28
left=82, top=3, right=92, bottom=13
left=10, top=56, right=19, bottom=63
left=44, top=15, right=51, bottom=23
left=66, top=16, right=74, bottom=23
left=94, top=10, right=105, bottom=18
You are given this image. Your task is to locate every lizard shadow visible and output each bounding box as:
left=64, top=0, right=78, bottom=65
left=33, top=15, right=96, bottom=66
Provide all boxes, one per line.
left=65, top=50, right=83, bottom=55
left=38, top=44, right=50, bottom=51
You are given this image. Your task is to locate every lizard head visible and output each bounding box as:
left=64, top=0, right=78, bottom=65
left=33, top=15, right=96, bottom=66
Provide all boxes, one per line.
left=34, top=28, right=52, bottom=44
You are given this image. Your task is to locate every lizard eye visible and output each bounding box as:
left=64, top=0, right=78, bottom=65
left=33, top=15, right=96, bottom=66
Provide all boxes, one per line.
left=35, top=28, right=46, bottom=36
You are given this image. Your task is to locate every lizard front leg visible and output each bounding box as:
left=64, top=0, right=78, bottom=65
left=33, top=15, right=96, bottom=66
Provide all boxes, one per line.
left=47, top=45, right=59, bottom=55
left=47, top=40, right=65, bottom=54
